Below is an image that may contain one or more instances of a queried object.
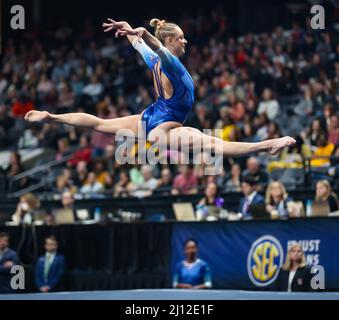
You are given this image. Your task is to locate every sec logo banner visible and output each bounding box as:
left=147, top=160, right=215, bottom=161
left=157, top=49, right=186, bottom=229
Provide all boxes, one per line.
left=247, top=235, right=284, bottom=287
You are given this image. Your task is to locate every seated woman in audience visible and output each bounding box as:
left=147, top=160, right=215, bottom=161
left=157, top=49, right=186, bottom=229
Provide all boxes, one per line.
left=196, top=182, right=224, bottom=220
left=274, top=244, right=313, bottom=292
left=312, top=180, right=339, bottom=214
left=113, top=170, right=135, bottom=197
left=11, top=193, right=45, bottom=225
left=80, top=172, right=104, bottom=196
left=55, top=137, right=72, bottom=161
left=265, top=181, right=293, bottom=218
left=173, top=239, right=212, bottom=289
left=93, top=158, right=113, bottom=189
left=224, top=163, right=242, bottom=192
left=301, top=118, right=327, bottom=148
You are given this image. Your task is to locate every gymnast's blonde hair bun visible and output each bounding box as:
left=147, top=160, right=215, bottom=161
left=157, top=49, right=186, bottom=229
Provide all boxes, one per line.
left=150, top=18, right=167, bottom=29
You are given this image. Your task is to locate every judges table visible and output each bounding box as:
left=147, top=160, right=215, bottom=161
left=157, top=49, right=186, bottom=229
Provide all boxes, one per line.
left=0, top=217, right=338, bottom=292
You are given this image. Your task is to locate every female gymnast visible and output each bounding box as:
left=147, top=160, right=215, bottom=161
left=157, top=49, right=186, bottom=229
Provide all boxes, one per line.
left=24, top=18, right=296, bottom=157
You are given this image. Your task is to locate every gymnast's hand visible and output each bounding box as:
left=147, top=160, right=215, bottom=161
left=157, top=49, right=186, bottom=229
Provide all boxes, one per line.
left=102, top=19, right=145, bottom=41
left=102, top=19, right=130, bottom=36
left=24, top=110, right=51, bottom=123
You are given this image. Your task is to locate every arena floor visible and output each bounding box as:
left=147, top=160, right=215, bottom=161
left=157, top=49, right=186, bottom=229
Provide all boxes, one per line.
left=0, top=289, right=338, bottom=300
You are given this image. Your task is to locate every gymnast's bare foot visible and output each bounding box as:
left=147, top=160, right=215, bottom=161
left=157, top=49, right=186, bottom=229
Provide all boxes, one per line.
left=268, top=136, right=296, bottom=155
left=24, top=110, right=51, bottom=123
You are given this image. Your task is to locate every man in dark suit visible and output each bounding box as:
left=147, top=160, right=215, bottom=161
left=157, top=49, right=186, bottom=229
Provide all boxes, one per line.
left=238, top=174, right=265, bottom=219
left=35, top=235, right=65, bottom=293
left=243, top=157, right=269, bottom=192
left=0, top=232, right=20, bottom=293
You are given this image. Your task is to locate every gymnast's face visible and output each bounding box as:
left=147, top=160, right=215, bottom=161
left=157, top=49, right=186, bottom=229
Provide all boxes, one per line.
left=184, top=241, right=197, bottom=261
left=166, top=27, right=187, bottom=57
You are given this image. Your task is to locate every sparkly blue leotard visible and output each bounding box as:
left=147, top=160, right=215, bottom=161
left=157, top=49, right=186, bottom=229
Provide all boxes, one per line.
left=132, top=39, right=195, bottom=138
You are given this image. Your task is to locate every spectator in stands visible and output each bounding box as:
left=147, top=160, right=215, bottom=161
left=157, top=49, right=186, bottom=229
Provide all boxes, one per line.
left=55, top=174, right=77, bottom=194
left=5, top=151, right=23, bottom=174
left=56, top=82, right=75, bottom=112
left=243, top=157, right=269, bottom=191
left=67, top=135, right=92, bottom=167
left=0, top=104, right=15, bottom=148
left=0, top=232, right=20, bottom=293
left=312, top=180, right=339, bottom=214
left=11, top=193, right=44, bottom=225
left=103, top=143, right=116, bottom=175
left=254, top=113, right=270, bottom=141
left=113, top=170, right=135, bottom=197
left=37, top=74, right=55, bottom=100
left=51, top=191, right=84, bottom=223
left=302, top=118, right=327, bottom=148
left=310, top=133, right=335, bottom=167
left=35, top=235, right=65, bottom=293
left=241, top=122, right=261, bottom=143
left=156, top=167, right=173, bottom=195
left=82, top=75, right=103, bottom=103
left=55, top=137, right=72, bottom=161
left=196, top=182, right=224, bottom=220
left=194, top=163, right=208, bottom=187
left=131, top=165, right=158, bottom=198
left=257, top=88, right=280, bottom=120
left=38, top=123, right=60, bottom=149
left=173, top=239, right=212, bottom=289
left=18, top=124, right=40, bottom=149
left=91, top=102, right=117, bottom=157
left=11, top=91, right=35, bottom=118
left=129, top=164, right=144, bottom=186
left=294, top=86, right=313, bottom=118
left=323, top=103, right=335, bottom=127
left=328, top=115, right=339, bottom=146
left=265, top=181, right=293, bottom=218
left=225, top=163, right=242, bottom=192
left=238, top=174, right=264, bottom=219
left=80, top=172, right=104, bottom=196
left=92, top=158, right=112, bottom=189
left=172, top=164, right=198, bottom=195
left=215, top=107, right=237, bottom=142
left=3, top=151, right=29, bottom=191
left=274, top=244, right=313, bottom=292
left=73, top=160, right=89, bottom=189
left=267, top=121, right=282, bottom=140
left=228, top=92, right=246, bottom=122
left=215, top=167, right=228, bottom=190
left=44, top=214, right=56, bottom=226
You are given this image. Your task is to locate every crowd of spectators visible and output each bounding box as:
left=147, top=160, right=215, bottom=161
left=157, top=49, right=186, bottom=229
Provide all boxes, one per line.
left=1, top=6, right=338, bottom=295
left=0, top=8, right=339, bottom=216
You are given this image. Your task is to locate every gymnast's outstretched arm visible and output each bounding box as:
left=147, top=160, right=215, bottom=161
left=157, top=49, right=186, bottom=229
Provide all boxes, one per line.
left=103, top=19, right=180, bottom=74
left=103, top=19, right=161, bottom=71
left=103, top=19, right=161, bottom=51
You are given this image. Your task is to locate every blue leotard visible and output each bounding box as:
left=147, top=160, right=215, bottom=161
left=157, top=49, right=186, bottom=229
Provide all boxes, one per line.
left=132, top=39, right=195, bottom=138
